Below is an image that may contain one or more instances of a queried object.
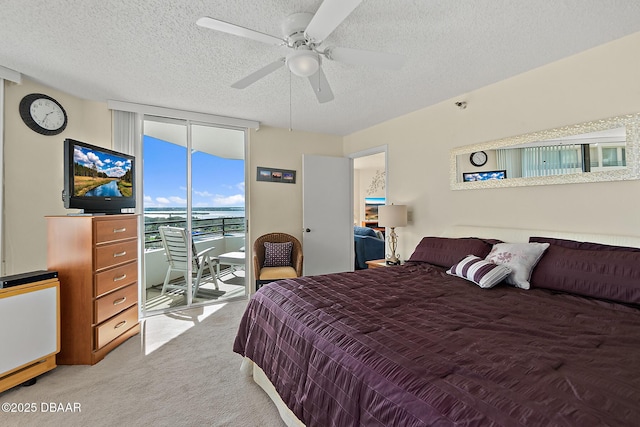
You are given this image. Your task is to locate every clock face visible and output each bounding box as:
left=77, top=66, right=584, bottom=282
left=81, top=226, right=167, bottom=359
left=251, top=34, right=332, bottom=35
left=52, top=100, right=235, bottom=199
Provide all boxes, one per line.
left=30, top=98, right=66, bottom=130
left=470, top=151, right=488, bottom=167
left=19, top=93, right=68, bottom=135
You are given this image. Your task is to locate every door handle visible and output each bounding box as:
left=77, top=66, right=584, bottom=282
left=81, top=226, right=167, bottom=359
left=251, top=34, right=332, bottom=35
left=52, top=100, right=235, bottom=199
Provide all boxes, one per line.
left=304, top=228, right=311, bottom=232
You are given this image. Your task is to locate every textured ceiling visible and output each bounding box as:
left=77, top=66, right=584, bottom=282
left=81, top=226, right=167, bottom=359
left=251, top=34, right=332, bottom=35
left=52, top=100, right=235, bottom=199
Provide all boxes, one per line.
left=2, top=1, right=640, bottom=136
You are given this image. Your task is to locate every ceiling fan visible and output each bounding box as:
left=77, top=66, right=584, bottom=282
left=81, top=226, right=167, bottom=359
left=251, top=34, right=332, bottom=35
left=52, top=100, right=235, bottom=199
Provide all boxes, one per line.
left=196, top=0, right=405, bottom=103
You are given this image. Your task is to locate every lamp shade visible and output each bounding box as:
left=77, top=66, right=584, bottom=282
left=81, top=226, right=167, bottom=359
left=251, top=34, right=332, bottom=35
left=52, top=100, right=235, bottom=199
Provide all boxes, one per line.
left=286, top=50, right=320, bottom=77
left=378, top=204, right=407, bottom=228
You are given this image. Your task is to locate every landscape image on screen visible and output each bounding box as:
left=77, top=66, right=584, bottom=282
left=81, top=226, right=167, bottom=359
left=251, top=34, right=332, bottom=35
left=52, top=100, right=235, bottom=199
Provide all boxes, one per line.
left=463, top=170, right=507, bottom=182
left=364, top=197, right=385, bottom=220
left=73, top=146, right=133, bottom=197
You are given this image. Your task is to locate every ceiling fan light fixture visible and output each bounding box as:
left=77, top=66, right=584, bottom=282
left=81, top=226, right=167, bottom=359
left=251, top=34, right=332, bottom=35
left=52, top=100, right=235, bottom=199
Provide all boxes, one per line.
left=286, top=49, right=319, bottom=77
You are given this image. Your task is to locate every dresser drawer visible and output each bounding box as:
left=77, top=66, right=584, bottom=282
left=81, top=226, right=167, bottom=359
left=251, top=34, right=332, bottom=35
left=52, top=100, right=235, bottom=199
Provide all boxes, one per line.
left=94, top=283, right=137, bottom=325
left=94, top=217, right=137, bottom=244
left=95, top=305, right=138, bottom=350
left=95, top=261, right=138, bottom=297
left=95, top=240, right=137, bottom=271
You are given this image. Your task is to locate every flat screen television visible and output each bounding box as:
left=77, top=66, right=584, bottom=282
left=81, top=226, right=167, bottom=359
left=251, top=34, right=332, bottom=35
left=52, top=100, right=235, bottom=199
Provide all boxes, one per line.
left=62, top=139, right=135, bottom=215
left=364, top=197, right=385, bottom=220
left=462, top=170, right=507, bottom=182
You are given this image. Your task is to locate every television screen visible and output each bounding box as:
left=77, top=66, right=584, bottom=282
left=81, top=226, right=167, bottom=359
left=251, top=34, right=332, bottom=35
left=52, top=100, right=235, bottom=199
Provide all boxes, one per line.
left=463, top=170, right=507, bottom=182
left=364, top=197, right=385, bottom=220
left=63, top=139, right=135, bottom=214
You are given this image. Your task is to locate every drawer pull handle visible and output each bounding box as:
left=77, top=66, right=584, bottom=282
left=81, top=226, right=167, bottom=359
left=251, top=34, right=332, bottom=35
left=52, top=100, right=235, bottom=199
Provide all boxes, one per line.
left=113, top=274, right=127, bottom=282
left=113, top=251, right=127, bottom=257
left=113, top=297, right=127, bottom=306
left=114, top=320, right=127, bottom=329
left=113, top=227, right=127, bottom=233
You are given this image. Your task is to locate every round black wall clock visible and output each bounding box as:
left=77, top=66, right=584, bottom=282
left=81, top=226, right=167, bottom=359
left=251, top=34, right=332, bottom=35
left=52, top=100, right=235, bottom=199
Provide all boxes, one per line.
left=19, top=93, right=68, bottom=136
left=470, top=151, right=488, bottom=167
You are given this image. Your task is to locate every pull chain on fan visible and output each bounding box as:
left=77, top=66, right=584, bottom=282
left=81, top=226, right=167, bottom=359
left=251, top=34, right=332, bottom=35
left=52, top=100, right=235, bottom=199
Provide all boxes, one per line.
left=289, top=70, right=292, bottom=131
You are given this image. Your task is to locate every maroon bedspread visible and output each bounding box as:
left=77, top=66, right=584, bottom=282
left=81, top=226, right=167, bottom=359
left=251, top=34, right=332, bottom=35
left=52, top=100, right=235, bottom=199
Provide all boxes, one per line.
left=233, top=263, right=640, bottom=426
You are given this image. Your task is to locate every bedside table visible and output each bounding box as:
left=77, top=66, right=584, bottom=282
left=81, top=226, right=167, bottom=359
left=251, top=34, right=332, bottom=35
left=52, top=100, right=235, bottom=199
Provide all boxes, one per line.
left=366, top=259, right=404, bottom=268
left=366, top=259, right=389, bottom=269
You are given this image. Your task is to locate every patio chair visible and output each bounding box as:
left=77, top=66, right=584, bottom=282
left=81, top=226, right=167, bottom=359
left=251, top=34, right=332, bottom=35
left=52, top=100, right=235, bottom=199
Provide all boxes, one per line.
left=159, top=226, right=219, bottom=297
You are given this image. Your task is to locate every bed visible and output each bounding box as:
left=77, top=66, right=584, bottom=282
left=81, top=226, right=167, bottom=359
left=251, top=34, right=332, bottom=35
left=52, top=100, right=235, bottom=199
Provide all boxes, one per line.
left=233, top=226, right=640, bottom=426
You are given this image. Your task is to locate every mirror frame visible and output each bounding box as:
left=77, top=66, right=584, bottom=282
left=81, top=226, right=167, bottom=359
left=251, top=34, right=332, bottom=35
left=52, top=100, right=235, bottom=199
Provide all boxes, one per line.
left=450, top=113, right=640, bottom=190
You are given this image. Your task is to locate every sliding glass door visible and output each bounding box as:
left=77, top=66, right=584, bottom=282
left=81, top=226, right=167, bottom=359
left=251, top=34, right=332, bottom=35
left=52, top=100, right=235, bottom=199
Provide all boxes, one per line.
left=141, top=117, right=246, bottom=315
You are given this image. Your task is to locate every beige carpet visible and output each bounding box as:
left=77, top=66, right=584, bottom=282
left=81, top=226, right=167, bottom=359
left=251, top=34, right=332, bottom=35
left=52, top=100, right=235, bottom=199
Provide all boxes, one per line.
left=0, top=300, right=285, bottom=427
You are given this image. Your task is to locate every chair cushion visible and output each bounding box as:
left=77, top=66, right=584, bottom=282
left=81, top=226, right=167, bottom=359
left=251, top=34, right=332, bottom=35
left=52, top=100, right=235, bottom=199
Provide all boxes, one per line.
left=259, top=266, right=298, bottom=280
left=263, top=241, right=293, bottom=267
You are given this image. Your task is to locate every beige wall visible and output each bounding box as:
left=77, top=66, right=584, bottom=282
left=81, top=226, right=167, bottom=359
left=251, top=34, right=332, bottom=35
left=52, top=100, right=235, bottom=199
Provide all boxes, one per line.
left=3, top=79, right=111, bottom=274
left=247, top=126, right=342, bottom=277
left=344, top=31, right=640, bottom=259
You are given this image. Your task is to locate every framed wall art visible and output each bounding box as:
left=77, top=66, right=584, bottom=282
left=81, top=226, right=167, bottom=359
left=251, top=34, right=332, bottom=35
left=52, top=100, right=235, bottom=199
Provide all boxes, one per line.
left=257, top=166, right=296, bottom=184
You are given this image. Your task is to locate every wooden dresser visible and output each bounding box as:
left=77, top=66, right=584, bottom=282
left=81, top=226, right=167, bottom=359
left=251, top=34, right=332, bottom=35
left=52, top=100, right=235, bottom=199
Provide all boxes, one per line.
left=46, top=214, right=140, bottom=365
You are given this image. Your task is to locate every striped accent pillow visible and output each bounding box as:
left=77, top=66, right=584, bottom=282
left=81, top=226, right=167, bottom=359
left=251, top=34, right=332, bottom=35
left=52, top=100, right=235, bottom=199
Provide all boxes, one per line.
left=446, top=255, right=512, bottom=289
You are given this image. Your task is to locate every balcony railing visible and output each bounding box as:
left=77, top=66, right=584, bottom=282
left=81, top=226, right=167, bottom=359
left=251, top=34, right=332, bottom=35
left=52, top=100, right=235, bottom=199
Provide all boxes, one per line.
left=144, top=215, right=245, bottom=250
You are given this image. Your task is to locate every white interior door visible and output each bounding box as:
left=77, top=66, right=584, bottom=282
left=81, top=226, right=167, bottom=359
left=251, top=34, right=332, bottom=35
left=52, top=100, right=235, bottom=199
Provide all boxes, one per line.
left=302, top=154, right=353, bottom=275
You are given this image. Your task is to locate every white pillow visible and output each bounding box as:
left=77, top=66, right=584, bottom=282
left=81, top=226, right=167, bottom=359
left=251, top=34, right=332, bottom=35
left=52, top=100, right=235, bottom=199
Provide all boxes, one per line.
left=485, top=242, right=550, bottom=289
left=446, top=255, right=512, bottom=289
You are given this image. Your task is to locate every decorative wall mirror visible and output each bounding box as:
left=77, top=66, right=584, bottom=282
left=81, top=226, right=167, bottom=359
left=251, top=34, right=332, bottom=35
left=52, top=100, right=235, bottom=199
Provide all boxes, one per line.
left=450, top=113, right=640, bottom=190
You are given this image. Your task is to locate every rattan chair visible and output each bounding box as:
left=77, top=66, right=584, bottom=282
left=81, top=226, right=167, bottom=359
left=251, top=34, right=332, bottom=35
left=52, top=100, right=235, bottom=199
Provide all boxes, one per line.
left=253, top=232, right=303, bottom=289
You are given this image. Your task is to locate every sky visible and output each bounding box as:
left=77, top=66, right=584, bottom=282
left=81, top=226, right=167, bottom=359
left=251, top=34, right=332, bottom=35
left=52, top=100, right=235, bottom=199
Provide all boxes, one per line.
left=75, top=146, right=132, bottom=178
left=142, top=135, right=244, bottom=208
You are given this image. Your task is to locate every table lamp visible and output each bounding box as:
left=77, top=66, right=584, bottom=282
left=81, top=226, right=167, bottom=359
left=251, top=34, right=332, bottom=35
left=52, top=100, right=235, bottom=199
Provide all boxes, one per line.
left=378, top=203, right=407, bottom=265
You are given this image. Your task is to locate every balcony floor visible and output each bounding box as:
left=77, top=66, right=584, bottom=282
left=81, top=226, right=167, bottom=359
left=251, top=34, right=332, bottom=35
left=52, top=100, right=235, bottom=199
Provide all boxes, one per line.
left=144, top=266, right=246, bottom=311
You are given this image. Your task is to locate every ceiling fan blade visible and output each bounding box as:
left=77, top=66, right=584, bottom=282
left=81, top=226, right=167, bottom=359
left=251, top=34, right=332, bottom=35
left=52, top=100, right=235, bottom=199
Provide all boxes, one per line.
left=328, top=47, right=406, bottom=70
left=196, top=17, right=284, bottom=46
left=231, top=58, right=285, bottom=89
left=307, top=67, right=334, bottom=103
left=305, top=0, right=362, bottom=43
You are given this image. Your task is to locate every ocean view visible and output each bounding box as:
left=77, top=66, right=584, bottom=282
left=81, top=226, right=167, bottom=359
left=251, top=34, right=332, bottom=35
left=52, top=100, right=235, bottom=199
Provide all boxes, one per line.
left=144, top=206, right=245, bottom=219
left=143, top=207, right=245, bottom=250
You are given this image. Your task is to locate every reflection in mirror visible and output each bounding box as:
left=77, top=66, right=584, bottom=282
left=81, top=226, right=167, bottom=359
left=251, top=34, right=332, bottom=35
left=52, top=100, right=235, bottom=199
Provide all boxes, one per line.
left=451, top=114, right=639, bottom=190
left=459, top=127, right=626, bottom=180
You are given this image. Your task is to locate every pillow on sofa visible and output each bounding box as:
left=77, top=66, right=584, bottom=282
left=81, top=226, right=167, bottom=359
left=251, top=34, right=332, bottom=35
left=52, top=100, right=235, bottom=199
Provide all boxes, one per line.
left=529, top=240, right=640, bottom=304
left=354, top=226, right=378, bottom=238
left=407, top=237, right=498, bottom=268
left=485, top=242, right=549, bottom=290
left=446, top=255, right=512, bottom=289
left=263, top=241, right=293, bottom=267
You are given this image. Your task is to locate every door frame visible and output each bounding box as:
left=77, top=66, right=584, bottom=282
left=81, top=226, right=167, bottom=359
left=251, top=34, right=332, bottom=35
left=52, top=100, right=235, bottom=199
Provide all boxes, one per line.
left=349, top=145, right=388, bottom=266
left=349, top=144, right=389, bottom=212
